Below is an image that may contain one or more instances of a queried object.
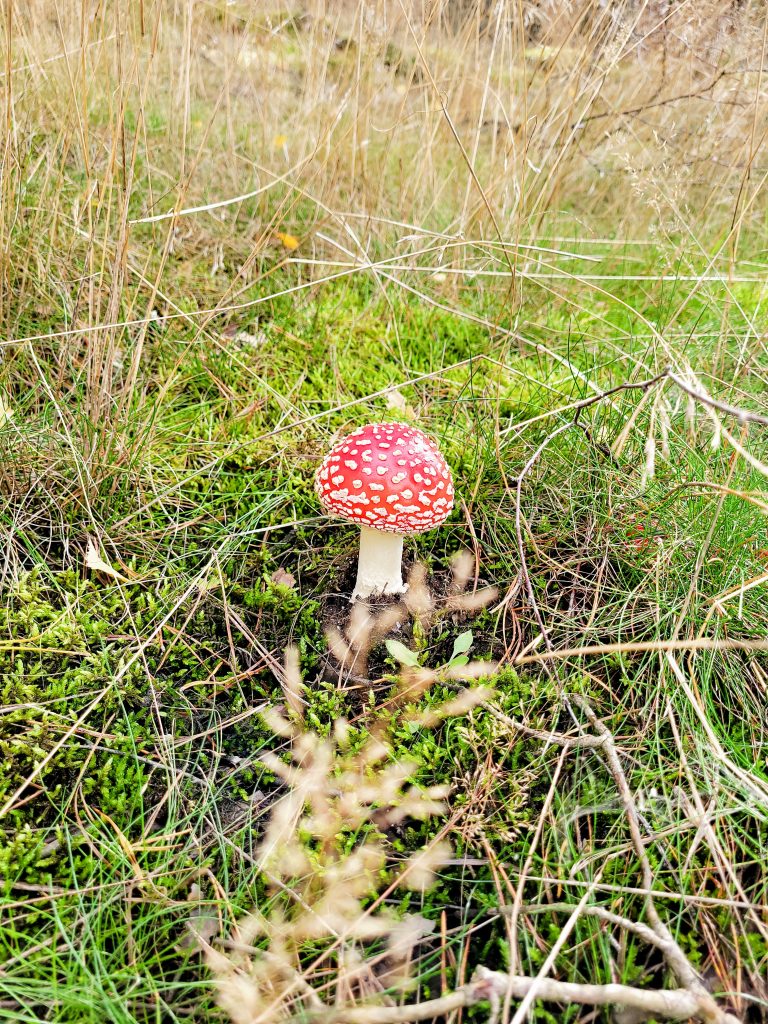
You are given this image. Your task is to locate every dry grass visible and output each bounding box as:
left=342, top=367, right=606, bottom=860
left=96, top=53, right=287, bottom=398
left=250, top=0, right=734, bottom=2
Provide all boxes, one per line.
left=1, top=0, right=765, bottom=454
left=4, top=2, right=767, bottom=301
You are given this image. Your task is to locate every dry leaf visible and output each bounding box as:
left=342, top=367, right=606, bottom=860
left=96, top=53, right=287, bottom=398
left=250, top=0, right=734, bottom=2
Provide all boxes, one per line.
left=237, top=330, right=267, bottom=347
left=271, top=567, right=296, bottom=589
left=85, top=538, right=129, bottom=582
left=385, top=389, right=406, bottom=411
left=275, top=231, right=299, bottom=250
left=0, top=394, right=14, bottom=424
left=223, top=328, right=266, bottom=348
left=177, top=907, right=220, bottom=951
left=385, top=389, right=416, bottom=419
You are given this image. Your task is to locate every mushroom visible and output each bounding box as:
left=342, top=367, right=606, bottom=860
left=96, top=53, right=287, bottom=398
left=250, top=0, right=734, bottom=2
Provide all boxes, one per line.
left=315, top=422, right=455, bottom=601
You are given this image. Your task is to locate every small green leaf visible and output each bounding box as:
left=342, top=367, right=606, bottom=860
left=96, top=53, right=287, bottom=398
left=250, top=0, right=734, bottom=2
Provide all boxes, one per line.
left=448, top=654, right=469, bottom=668
left=450, top=630, right=473, bottom=661
left=385, top=639, right=420, bottom=667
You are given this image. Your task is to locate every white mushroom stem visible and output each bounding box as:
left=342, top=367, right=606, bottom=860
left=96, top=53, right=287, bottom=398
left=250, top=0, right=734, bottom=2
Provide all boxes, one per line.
left=351, top=526, right=407, bottom=602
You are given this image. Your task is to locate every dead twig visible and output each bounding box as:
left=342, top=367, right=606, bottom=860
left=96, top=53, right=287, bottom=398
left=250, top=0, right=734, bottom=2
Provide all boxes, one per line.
left=666, top=370, right=768, bottom=427
left=329, top=966, right=739, bottom=1023
left=573, top=68, right=731, bottom=128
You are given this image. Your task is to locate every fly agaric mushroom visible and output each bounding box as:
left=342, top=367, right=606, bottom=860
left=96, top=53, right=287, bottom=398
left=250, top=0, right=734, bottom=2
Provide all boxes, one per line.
left=315, top=422, right=454, bottom=601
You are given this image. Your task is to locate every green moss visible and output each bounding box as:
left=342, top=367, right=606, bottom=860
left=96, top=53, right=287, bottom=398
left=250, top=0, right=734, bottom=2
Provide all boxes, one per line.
left=0, top=563, right=326, bottom=880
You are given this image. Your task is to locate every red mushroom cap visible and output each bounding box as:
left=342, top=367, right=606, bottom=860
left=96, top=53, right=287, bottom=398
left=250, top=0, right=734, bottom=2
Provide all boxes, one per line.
left=315, top=422, right=454, bottom=534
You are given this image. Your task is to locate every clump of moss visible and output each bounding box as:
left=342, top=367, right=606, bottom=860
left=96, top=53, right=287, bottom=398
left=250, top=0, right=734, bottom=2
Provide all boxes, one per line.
left=0, top=571, right=152, bottom=830
left=0, top=566, right=328, bottom=886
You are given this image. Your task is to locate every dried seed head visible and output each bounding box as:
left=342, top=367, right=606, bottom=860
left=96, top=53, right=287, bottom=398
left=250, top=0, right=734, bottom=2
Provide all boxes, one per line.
left=645, top=432, right=656, bottom=476
left=281, top=646, right=305, bottom=721
left=686, top=394, right=696, bottom=437
left=401, top=841, right=452, bottom=892
left=346, top=602, right=373, bottom=648
left=447, top=585, right=499, bottom=613
left=659, top=402, right=671, bottom=459
left=711, top=417, right=722, bottom=450
left=404, top=563, right=433, bottom=621
left=450, top=549, right=474, bottom=591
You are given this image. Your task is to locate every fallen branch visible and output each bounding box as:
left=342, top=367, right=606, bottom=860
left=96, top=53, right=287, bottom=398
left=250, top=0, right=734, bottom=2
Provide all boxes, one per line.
left=330, top=966, right=739, bottom=1023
